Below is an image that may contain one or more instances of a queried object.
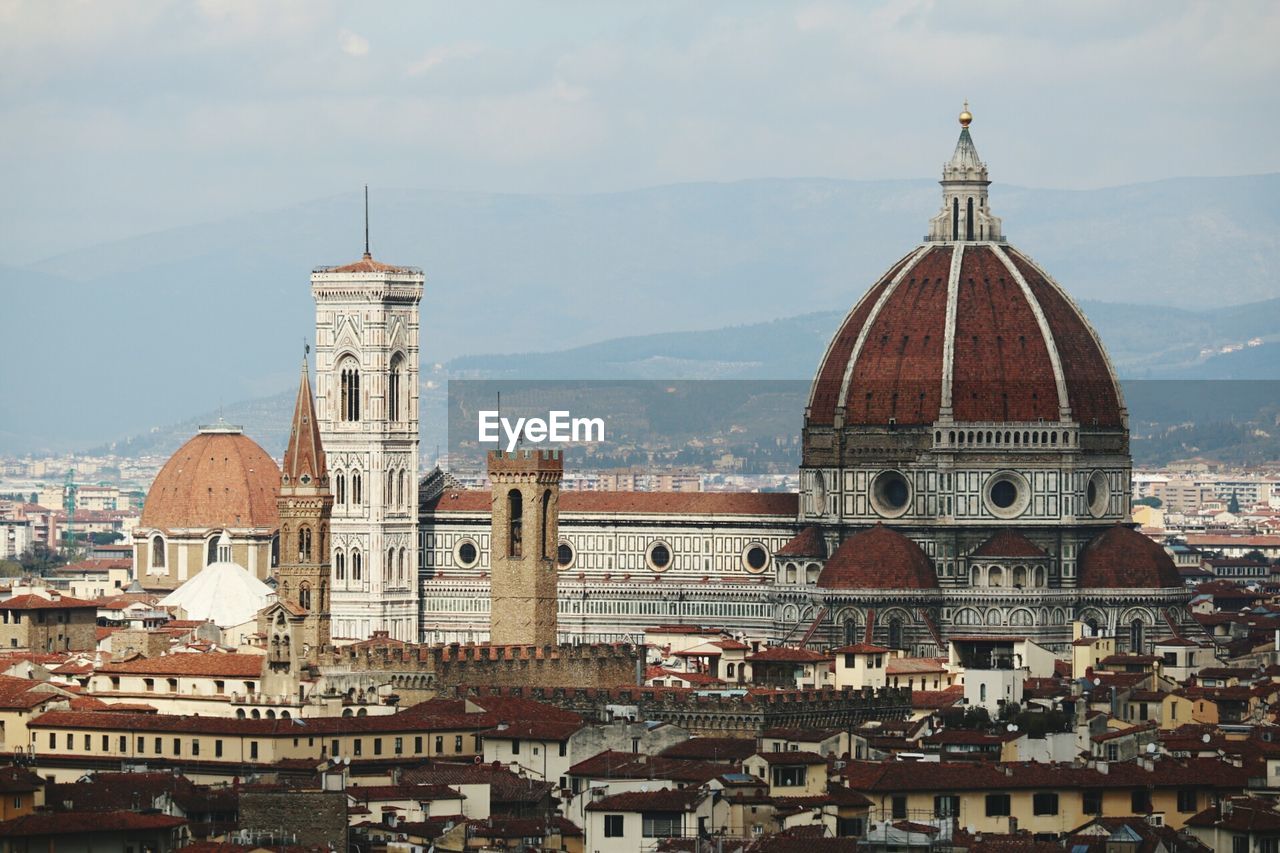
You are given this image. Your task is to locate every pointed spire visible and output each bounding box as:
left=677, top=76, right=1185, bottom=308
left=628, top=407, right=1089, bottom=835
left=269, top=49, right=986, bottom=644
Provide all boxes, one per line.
left=363, top=184, right=370, bottom=259
left=283, top=356, right=328, bottom=488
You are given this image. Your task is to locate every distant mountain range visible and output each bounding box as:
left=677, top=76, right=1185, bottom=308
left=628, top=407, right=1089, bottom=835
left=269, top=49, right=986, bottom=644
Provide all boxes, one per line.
left=3, top=173, right=1278, bottom=455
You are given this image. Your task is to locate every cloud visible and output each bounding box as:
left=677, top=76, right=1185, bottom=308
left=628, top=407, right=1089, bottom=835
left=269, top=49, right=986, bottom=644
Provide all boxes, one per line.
left=406, top=42, right=485, bottom=76
left=339, top=28, right=369, bottom=58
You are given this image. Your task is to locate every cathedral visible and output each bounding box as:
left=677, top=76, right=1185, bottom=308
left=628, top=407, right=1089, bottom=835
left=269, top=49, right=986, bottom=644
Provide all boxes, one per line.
left=418, top=107, right=1193, bottom=654
left=133, top=107, right=1192, bottom=655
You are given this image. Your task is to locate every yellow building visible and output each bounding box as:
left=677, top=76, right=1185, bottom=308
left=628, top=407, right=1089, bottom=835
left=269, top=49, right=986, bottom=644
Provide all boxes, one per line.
left=843, top=758, right=1250, bottom=833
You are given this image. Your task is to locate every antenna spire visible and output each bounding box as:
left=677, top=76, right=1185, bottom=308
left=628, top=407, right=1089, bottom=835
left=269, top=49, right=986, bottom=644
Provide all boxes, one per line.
left=363, top=185, right=370, bottom=259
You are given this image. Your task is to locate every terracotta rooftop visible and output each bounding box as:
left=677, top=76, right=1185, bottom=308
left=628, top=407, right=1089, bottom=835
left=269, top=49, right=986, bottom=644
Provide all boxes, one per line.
left=0, top=593, right=97, bottom=610
left=96, top=653, right=265, bottom=678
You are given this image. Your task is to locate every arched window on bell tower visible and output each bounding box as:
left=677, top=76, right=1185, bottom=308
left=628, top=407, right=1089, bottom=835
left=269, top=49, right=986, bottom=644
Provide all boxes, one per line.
left=388, top=353, right=405, bottom=423
left=338, top=356, right=361, bottom=422
left=507, top=489, right=523, bottom=557
left=952, top=197, right=959, bottom=240
left=299, top=582, right=311, bottom=610
left=298, top=526, right=312, bottom=562
left=966, top=197, right=975, bottom=241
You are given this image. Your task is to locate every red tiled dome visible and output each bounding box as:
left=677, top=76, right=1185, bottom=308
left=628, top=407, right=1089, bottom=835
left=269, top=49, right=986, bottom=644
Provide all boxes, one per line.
left=817, top=525, right=939, bottom=590
left=1078, top=525, right=1182, bottom=589
left=807, top=243, right=1123, bottom=429
left=140, top=428, right=280, bottom=532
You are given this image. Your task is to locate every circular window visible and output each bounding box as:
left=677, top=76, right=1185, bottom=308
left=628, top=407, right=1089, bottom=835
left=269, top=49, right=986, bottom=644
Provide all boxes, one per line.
left=646, top=541, right=673, bottom=573
left=743, top=544, right=769, bottom=573
left=454, top=539, right=479, bottom=569
left=991, top=480, right=1017, bottom=509
left=1086, top=470, right=1109, bottom=518
left=556, top=541, right=575, bottom=569
left=870, top=470, right=912, bottom=518
left=984, top=471, right=1030, bottom=519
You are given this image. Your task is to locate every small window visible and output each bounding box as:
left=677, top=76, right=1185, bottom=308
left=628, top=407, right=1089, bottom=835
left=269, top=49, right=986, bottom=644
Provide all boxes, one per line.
left=934, top=795, right=959, bottom=818
left=1033, top=792, right=1058, bottom=816
left=435, top=735, right=443, bottom=753
left=892, top=796, right=908, bottom=819
left=395, top=737, right=403, bottom=755
left=604, top=815, right=624, bottom=838
left=455, top=734, right=463, bottom=753
left=1131, top=789, right=1152, bottom=813
left=1082, top=789, right=1102, bottom=815
left=985, top=794, right=1011, bottom=817
left=215, top=739, right=224, bottom=758
left=1177, top=789, right=1197, bottom=813
left=250, top=741, right=258, bottom=760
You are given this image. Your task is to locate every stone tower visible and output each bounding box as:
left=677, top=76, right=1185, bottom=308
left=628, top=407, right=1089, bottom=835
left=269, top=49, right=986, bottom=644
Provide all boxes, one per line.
left=488, top=449, right=563, bottom=646
left=312, top=241, right=423, bottom=642
left=273, top=357, right=334, bottom=653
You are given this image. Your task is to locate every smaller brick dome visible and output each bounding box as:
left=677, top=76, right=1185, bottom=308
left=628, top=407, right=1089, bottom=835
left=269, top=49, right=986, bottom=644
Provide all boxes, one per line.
left=1078, top=525, right=1181, bottom=589
left=817, top=525, right=939, bottom=590
left=140, top=426, right=280, bottom=532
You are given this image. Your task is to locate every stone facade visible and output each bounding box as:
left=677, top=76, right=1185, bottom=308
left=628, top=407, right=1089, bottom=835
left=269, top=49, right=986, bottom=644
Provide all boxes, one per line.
left=237, top=788, right=348, bottom=849
left=487, top=450, right=563, bottom=647
left=312, top=252, right=422, bottom=642
left=0, top=595, right=97, bottom=653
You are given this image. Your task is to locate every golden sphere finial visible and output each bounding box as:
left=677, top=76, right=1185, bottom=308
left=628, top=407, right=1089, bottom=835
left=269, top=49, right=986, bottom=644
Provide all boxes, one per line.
left=959, top=100, right=972, bottom=128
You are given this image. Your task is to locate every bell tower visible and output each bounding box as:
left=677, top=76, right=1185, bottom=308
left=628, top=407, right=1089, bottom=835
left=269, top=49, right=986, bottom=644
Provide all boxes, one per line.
left=274, top=357, right=333, bottom=653
left=488, top=449, right=562, bottom=646
left=312, top=197, right=423, bottom=642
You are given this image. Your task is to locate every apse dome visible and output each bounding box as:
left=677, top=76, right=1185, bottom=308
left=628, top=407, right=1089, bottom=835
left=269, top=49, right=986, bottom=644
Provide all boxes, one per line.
left=817, top=525, right=939, bottom=590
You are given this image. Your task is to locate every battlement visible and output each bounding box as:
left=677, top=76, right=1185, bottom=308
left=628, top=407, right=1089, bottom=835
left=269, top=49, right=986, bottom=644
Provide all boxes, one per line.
left=314, top=641, right=638, bottom=691
left=487, top=449, right=564, bottom=475
left=447, top=684, right=912, bottom=735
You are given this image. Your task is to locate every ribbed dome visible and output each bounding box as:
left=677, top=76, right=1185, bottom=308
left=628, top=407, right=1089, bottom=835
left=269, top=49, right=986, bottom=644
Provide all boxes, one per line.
left=158, top=559, right=272, bottom=626
left=807, top=243, right=1123, bottom=430
left=140, top=426, right=280, bottom=531
left=817, top=525, right=939, bottom=590
left=1078, top=525, right=1182, bottom=589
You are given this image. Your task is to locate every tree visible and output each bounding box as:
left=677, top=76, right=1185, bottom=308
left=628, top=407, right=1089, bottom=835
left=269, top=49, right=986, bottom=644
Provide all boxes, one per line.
left=0, top=560, right=22, bottom=578
left=1134, top=496, right=1163, bottom=509
left=89, top=531, right=124, bottom=545
left=18, top=543, right=66, bottom=576
left=1227, top=492, right=1241, bottom=514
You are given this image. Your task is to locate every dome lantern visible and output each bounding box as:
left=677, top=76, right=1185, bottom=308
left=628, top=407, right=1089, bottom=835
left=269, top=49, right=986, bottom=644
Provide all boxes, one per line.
left=927, top=102, right=1003, bottom=243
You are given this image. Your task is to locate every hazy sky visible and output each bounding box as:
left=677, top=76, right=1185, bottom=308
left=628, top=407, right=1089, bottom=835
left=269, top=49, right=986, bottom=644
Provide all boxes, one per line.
left=2, top=0, right=1278, bottom=263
